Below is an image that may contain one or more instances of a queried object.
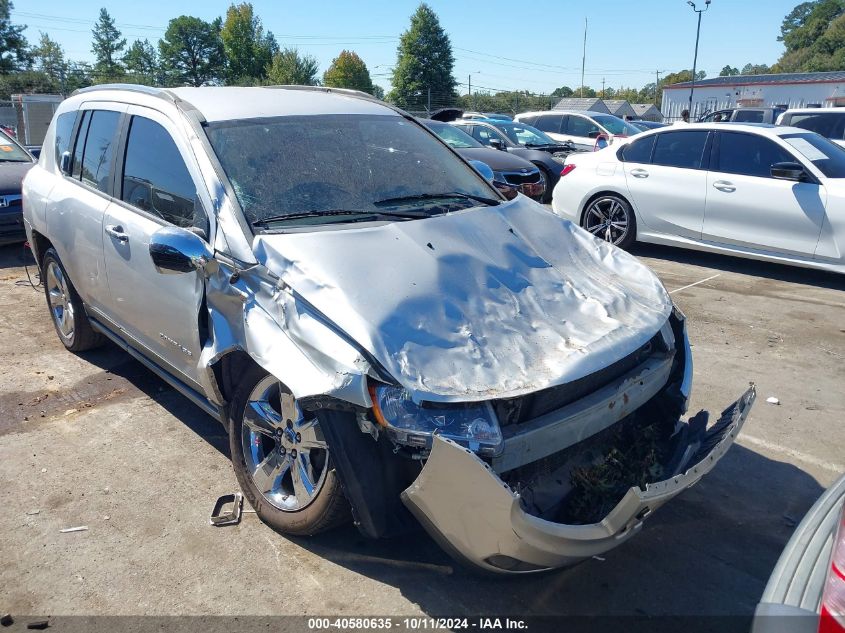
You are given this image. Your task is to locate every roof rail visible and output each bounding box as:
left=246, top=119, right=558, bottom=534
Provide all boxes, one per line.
left=262, top=84, right=377, bottom=101
left=71, top=83, right=177, bottom=101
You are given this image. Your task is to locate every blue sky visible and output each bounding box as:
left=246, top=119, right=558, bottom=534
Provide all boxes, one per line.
left=17, top=0, right=800, bottom=94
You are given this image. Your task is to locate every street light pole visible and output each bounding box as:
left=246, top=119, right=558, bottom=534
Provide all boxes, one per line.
left=687, top=0, right=711, bottom=119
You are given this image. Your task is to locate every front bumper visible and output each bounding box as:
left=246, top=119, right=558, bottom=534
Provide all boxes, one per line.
left=402, top=386, right=756, bottom=574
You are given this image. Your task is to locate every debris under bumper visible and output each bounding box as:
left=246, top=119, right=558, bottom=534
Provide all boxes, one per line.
left=402, top=386, right=756, bottom=574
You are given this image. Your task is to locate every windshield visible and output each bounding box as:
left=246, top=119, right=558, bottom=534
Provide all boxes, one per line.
left=0, top=130, right=32, bottom=163
left=206, top=114, right=498, bottom=228
left=492, top=122, right=556, bottom=146
left=426, top=121, right=483, bottom=149
left=780, top=132, right=845, bottom=178
left=591, top=114, right=642, bottom=137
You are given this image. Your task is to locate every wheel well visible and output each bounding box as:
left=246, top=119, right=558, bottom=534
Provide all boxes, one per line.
left=579, top=191, right=634, bottom=226
left=210, top=350, right=261, bottom=405
left=30, top=231, right=53, bottom=268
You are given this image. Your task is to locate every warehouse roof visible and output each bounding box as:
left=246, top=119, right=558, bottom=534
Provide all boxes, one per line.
left=665, top=71, right=845, bottom=89
left=552, top=97, right=610, bottom=113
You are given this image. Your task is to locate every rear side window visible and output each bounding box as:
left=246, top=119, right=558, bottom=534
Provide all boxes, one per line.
left=534, top=114, right=563, bottom=134
left=566, top=115, right=601, bottom=137
left=733, top=110, right=764, bottom=123
left=53, top=112, right=77, bottom=164
left=716, top=132, right=795, bottom=178
left=786, top=113, right=845, bottom=140
left=519, top=115, right=538, bottom=126
left=620, top=135, right=655, bottom=163
left=121, top=115, right=202, bottom=230
left=652, top=130, right=709, bottom=169
left=79, top=110, right=121, bottom=193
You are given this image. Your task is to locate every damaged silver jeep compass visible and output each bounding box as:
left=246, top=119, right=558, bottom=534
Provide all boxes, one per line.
left=22, top=85, right=755, bottom=574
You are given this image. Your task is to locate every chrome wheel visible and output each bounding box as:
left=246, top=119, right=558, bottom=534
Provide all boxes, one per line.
left=584, top=196, right=630, bottom=245
left=46, top=261, right=75, bottom=342
left=241, top=376, right=330, bottom=512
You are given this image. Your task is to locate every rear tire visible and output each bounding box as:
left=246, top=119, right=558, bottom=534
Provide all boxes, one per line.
left=42, top=248, right=104, bottom=352
left=229, top=364, right=350, bottom=536
left=581, top=194, right=637, bottom=250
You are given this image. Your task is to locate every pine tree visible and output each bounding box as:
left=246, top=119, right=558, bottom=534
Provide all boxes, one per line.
left=220, top=3, right=276, bottom=84
left=266, top=48, right=319, bottom=86
left=0, top=0, right=30, bottom=73
left=91, top=8, right=126, bottom=81
left=159, top=16, right=224, bottom=87
left=389, top=4, right=456, bottom=110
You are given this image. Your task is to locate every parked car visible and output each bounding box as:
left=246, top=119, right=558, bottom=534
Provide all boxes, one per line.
left=421, top=119, right=545, bottom=200
left=0, top=128, right=37, bottom=246
left=462, top=111, right=513, bottom=121
left=629, top=120, right=668, bottom=131
left=452, top=119, right=578, bottom=202
left=777, top=108, right=845, bottom=148
left=752, top=473, right=845, bottom=633
left=698, top=106, right=785, bottom=124
left=551, top=123, right=845, bottom=274
left=24, top=84, right=753, bottom=575
left=515, top=110, right=641, bottom=150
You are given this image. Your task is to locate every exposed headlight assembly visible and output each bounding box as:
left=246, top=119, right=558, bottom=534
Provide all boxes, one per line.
left=369, top=383, right=503, bottom=456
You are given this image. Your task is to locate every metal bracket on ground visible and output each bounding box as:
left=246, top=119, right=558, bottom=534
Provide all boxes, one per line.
left=209, top=492, right=243, bottom=526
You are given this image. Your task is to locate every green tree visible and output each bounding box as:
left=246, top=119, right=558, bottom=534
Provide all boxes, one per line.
left=741, top=63, right=771, bottom=74
left=719, top=65, right=740, bottom=76
left=322, top=50, right=374, bottom=93
left=775, top=0, right=845, bottom=71
left=220, top=3, right=276, bottom=84
left=551, top=86, right=574, bottom=98
left=371, top=84, right=385, bottom=99
left=779, top=0, right=845, bottom=51
left=32, top=32, right=66, bottom=78
left=91, top=8, right=126, bottom=81
left=123, top=39, right=158, bottom=84
left=0, top=0, right=30, bottom=73
left=389, top=4, right=456, bottom=109
left=265, top=48, right=319, bottom=85
left=159, top=16, right=224, bottom=86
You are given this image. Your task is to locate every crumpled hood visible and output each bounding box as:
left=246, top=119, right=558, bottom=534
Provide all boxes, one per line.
left=253, top=196, right=672, bottom=403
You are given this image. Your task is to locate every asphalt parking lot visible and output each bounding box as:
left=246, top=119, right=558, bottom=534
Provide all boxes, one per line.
left=1, top=240, right=843, bottom=623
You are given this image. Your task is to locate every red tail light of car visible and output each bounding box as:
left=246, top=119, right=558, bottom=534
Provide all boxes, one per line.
left=560, top=164, right=576, bottom=177
left=819, top=505, right=845, bottom=633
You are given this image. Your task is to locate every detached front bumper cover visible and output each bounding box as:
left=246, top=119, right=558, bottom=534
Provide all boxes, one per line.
left=402, top=386, right=756, bottom=574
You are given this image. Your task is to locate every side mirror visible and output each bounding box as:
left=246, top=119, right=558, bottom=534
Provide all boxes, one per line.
left=771, top=161, right=806, bottom=181
left=489, top=138, right=505, bottom=151
left=60, top=151, right=72, bottom=176
left=149, top=225, right=218, bottom=275
left=468, top=159, right=494, bottom=182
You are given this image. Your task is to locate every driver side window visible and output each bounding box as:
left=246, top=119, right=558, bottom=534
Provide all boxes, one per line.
left=567, top=116, right=601, bottom=137
left=121, top=115, right=208, bottom=235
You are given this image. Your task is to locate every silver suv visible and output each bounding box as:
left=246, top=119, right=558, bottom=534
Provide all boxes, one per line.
left=23, top=85, right=754, bottom=574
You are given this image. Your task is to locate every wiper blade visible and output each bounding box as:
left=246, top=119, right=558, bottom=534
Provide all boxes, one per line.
left=251, top=208, right=432, bottom=228
left=252, top=209, right=374, bottom=227
left=374, top=192, right=500, bottom=207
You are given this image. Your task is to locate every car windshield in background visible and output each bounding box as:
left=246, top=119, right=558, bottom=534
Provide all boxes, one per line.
left=781, top=132, right=845, bottom=178
left=427, top=121, right=483, bottom=149
left=205, top=114, right=497, bottom=229
left=0, top=130, right=32, bottom=162
left=493, top=122, right=556, bottom=147
left=591, top=114, right=642, bottom=137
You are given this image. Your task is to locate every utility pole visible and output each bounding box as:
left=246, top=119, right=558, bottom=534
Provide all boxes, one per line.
left=580, top=17, right=587, bottom=98
left=655, top=70, right=662, bottom=107
left=687, top=0, right=712, bottom=118
left=601, top=78, right=605, bottom=98
left=427, top=87, right=431, bottom=115
left=468, top=74, right=471, bottom=110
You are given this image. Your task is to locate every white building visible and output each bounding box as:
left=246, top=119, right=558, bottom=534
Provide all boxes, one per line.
left=661, top=71, right=845, bottom=121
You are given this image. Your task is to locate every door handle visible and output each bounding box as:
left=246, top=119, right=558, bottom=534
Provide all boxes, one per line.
left=630, top=168, right=649, bottom=178
left=105, top=224, right=128, bottom=242
left=713, top=180, right=736, bottom=193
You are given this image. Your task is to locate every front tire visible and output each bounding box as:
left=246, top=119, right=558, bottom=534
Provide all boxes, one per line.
left=42, top=248, right=104, bottom=352
left=537, top=165, right=553, bottom=203
left=581, top=194, right=637, bottom=250
left=229, top=365, right=349, bottom=536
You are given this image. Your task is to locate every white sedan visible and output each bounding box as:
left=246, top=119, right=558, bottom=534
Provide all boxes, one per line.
left=551, top=123, right=845, bottom=274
